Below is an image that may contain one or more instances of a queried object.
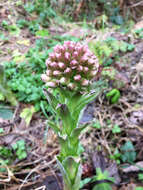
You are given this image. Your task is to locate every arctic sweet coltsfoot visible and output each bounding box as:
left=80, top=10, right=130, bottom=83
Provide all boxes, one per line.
left=41, top=41, right=99, bottom=91
left=41, top=41, right=102, bottom=190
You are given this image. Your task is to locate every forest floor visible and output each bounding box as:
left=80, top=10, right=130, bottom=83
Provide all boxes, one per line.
left=0, top=1, right=143, bottom=190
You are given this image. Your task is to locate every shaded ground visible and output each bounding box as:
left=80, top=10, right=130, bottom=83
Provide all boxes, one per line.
left=0, top=1, right=143, bottom=190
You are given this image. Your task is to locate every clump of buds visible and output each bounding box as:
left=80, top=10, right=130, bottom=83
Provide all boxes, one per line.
left=41, top=41, right=99, bottom=91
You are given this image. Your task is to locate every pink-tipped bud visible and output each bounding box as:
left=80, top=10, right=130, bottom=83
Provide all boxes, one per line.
left=64, top=52, right=70, bottom=60
left=69, top=44, right=75, bottom=52
left=46, top=70, right=52, bottom=76
left=54, top=44, right=61, bottom=52
left=83, top=45, right=89, bottom=52
left=74, top=75, right=81, bottom=81
left=46, top=59, right=51, bottom=66
left=46, top=81, right=56, bottom=88
left=68, top=83, right=76, bottom=89
left=83, top=67, right=89, bottom=72
left=77, top=65, right=83, bottom=72
left=49, top=53, right=55, bottom=60
left=90, top=70, right=97, bottom=77
left=73, top=51, right=78, bottom=58
left=55, top=53, right=61, bottom=59
left=53, top=70, right=61, bottom=76
left=82, top=79, right=89, bottom=86
left=81, top=55, right=88, bottom=62
left=41, top=74, right=50, bottom=82
left=50, top=62, right=57, bottom=68
left=75, top=46, right=82, bottom=53
left=64, top=67, right=71, bottom=74
left=70, top=60, right=78, bottom=66
left=58, top=62, right=65, bottom=69
left=64, top=41, right=71, bottom=46
left=88, top=59, right=95, bottom=65
left=60, top=77, right=67, bottom=84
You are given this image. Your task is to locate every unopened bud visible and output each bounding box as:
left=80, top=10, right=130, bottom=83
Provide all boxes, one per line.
left=50, top=62, right=57, bottom=68
left=55, top=53, right=61, bottom=59
left=90, top=70, right=97, bottom=76
left=64, top=67, right=71, bottom=74
left=46, top=70, right=52, bottom=76
left=65, top=52, right=70, bottom=60
left=41, top=74, right=50, bottom=82
left=60, top=77, right=67, bottom=84
left=49, top=53, right=55, bottom=60
left=46, top=81, right=56, bottom=87
left=53, top=70, right=61, bottom=76
left=83, top=67, right=89, bottom=72
left=68, top=83, right=76, bottom=89
left=82, top=79, right=89, bottom=86
left=74, top=75, right=81, bottom=81
left=88, top=59, right=95, bottom=65
left=70, top=60, right=78, bottom=66
left=78, top=66, right=83, bottom=72
left=58, top=62, right=65, bottom=69
left=73, top=51, right=78, bottom=58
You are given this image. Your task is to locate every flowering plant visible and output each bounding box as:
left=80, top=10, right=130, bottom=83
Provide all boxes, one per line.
left=42, top=41, right=104, bottom=190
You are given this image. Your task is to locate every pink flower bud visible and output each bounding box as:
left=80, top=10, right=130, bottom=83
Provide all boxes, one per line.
left=82, top=79, right=89, bottom=86
left=46, top=59, right=51, bottom=66
left=55, top=53, right=61, bottom=59
left=83, top=45, right=89, bottom=52
left=49, top=53, right=55, bottom=60
left=50, top=62, right=57, bottom=68
left=41, top=74, right=50, bottom=82
left=69, top=44, right=75, bottom=52
left=64, top=52, right=70, bottom=60
left=88, top=59, right=95, bottom=65
left=46, top=81, right=56, bottom=87
left=83, top=67, right=89, bottom=72
left=68, top=83, right=76, bottom=89
left=53, top=70, right=61, bottom=76
left=60, top=77, right=67, bottom=84
left=75, top=46, right=82, bottom=53
left=64, top=41, right=71, bottom=46
left=81, top=55, right=88, bottom=62
left=77, top=66, right=83, bottom=72
left=64, top=67, right=71, bottom=74
left=58, top=62, right=65, bottom=69
left=46, top=70, right=52, bottom=76
left=54, top=44, right=61, bottom=52
left=73, top=51, right=78, bottom=58
left=74, top=75, right=81, bottom=81
left=90, top=70, right=97, bottom=76
left=70, top=60, right=78, bottom=66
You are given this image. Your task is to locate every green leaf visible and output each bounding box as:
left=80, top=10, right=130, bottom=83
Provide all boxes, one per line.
left=20, top=106, right=36, bottom=126
left=63, top=156, right=80, bottom=184
left=36, top=29, right=49, bottom=37
left=47, top=120, right=60, bottom=134
left=92, top=183, right=112, bottom=190
left=121, top=141, right=136, bottom=163
left=112, top=124, right=121, bottom=134
left=0, top=107, right=13, bottom=119
left=57, top=156, right=72, bottom=190
left=80, top=177, right=92, bottom=189
left=57, top=156, right=82, bottom=190
left=0, top=128, right=4, bottom=133
left=136, top=187, right=143, bottom=190
left=43, top=88, right=60, bottom=114
left=57, top=104, right=74, bottom=135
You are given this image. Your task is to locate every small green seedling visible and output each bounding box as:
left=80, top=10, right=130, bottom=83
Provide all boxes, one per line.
left=106, top=89, right=120, bottom=104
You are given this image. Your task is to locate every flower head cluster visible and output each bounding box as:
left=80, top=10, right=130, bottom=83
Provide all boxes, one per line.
left=41, top=41, right=99, bottom=91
